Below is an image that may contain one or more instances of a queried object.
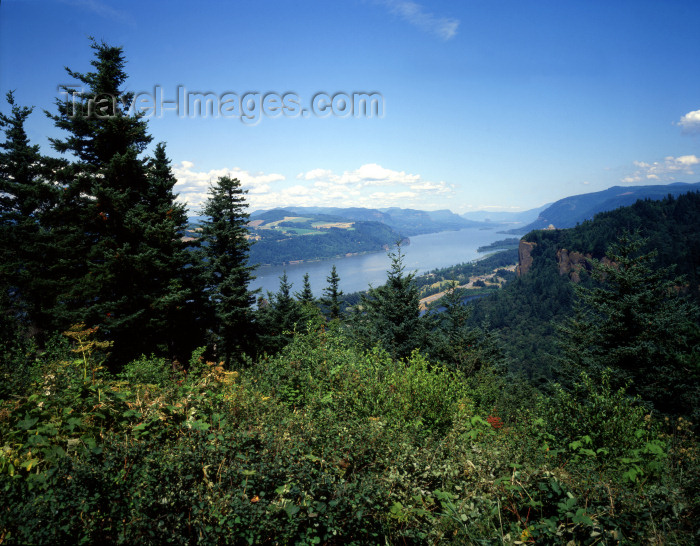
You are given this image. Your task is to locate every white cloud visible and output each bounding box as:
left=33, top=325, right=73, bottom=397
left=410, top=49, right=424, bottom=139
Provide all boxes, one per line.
left=678, top=109, right=700, bottom=133
left=621, top=155, right=700, bottom=184
left=675, top=155, right=700, bottom=167
left=409, top=181, right=452, bottom=193
left=173, top=161, right=455, bottom=212
left=296, top=163, right=448, bottom=192
left=379, top=0, right=459, bottom=41
left=297, top=168, right=334, bottom=181
left=172, top=161, right=285, bottom=212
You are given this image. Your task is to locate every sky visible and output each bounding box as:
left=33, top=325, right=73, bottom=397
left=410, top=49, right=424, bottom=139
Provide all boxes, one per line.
left=1, top=0, right=699, bottom=215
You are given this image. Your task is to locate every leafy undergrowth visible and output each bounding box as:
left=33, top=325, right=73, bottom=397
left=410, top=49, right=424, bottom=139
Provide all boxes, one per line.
left=1, top=324, right=698, bottom=544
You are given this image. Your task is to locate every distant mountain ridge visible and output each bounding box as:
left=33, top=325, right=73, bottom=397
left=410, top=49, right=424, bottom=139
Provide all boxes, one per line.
left=251, top=206, right=486, bottom=236
left=469, top=188, right=700, bottom=383
left=187, top=207, right=493, bottom=265
left=461, top=204, right=550, bottom=224
left=192, top=183, right=700, bottom=238
left=515, top=182, right=700, bottom=232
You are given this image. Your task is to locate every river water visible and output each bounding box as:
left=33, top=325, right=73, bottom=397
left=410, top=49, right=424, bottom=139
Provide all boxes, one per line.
left=249, top=227, right=509, bottom=297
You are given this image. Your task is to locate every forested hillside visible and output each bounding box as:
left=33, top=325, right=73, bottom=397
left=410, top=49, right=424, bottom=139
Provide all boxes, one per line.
left=258, top=206, right=484, bottom=236
left=2, top=40, right=699, bottom=544
left=245, top=210, right=401, bottom=265
left=471, top=191, right=700, bottom=385
left=515, top=182, right=700, bottom=232
left=198, top=205, right=480, bottom=266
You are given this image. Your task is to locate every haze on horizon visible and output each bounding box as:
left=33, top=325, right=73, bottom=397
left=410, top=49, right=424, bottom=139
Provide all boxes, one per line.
left=2, top=0, right=699, bottom=215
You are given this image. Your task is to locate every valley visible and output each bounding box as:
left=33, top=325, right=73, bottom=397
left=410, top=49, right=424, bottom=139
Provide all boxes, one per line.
left=4, top=13, right=700, bottom=542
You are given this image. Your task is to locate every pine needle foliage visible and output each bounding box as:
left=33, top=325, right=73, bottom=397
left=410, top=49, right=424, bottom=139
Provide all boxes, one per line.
left=200, top=175, right=258, bottom=363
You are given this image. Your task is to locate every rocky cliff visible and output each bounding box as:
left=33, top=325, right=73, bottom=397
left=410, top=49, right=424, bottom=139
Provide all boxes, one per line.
left=515, top=240, right=536, bottom=276
left=555, top=248, right=592, bottom=282
left=517, top=240, right=599, bottom=282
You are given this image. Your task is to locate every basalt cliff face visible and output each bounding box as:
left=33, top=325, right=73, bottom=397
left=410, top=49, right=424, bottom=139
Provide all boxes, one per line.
left=555, top=248, right=592, bottom=282
left=515, top=240, right=536, bottom=276
left=516, top=239, right=604, bottom=282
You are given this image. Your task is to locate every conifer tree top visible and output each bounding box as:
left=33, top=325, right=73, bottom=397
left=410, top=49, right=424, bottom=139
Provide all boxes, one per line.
left=47, top=38, right=151, bottom=166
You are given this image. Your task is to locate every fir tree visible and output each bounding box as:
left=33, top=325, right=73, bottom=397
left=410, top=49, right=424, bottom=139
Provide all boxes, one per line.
left=200, top=175, right=258, bottom=363
left=425, top=282, right=504, bottom=375
left=558, top=231, right=700, bottom=415
left=257, top=272, right=303, bottom=354
left=138, top=143, right=207, bottom=359
left=295, top=273, right=315, bottom=305
left=272, top=271, right=301, bottom=331
left=320, top=265, right=344, bottom=320
left=45, top=38, right=198, bottom=364
left=0, top=92, right=60, bottom=343
left=48, top=38, right=151, bottom=169
left=354, top=243, right=425, bottom=359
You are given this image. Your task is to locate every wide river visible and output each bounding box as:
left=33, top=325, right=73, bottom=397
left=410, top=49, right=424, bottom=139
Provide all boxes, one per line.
left=250, top=227, right=510, bottom=297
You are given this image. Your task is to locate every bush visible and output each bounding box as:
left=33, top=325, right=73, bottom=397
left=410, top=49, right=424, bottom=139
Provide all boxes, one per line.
left=118, top=354, right=173, bottom=387
left=1, top=325, right=697, bottom=544
left=537, top=370, right=649, bottom=457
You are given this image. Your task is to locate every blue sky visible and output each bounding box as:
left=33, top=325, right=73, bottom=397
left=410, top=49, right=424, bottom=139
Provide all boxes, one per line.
left=2, top=0, right=699, bottom=214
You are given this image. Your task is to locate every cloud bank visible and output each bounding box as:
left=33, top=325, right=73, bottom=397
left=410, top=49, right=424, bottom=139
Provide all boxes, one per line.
left=621, top=155, right=700, bottom=183
left=173, top=162, right=455, bottom=213
left=678, top=109, right=700, bottom=133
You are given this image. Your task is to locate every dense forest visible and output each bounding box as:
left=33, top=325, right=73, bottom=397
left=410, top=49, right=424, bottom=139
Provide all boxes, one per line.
left=247, top=216, right=401, bottom=265
left=260, top=205, right=483, bottom=237
left=470, top=192, right=700, bottom=387
left=1, top=41, right=699, bottom=544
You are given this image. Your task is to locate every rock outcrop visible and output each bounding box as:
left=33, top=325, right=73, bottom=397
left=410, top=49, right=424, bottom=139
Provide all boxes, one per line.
left=515, top=240, right=536, bottom=276
left=556, top=249, right=592, bottom=282
left=517, top=242, right=601, bottom=282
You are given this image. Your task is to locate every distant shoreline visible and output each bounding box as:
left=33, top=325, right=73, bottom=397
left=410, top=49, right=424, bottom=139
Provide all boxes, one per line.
left=252, top=237, right=411, bottom=268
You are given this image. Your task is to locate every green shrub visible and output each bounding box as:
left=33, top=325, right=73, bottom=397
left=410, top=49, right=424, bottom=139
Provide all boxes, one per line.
left=1, top=324, right=697, bottom=544
left=537, top=370, right=650, bottom=457
left=119, top=354, right=173, bottom=387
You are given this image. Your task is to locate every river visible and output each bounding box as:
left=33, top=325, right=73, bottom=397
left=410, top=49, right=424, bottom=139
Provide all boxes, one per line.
left=249, top=227, right=510, bottom=297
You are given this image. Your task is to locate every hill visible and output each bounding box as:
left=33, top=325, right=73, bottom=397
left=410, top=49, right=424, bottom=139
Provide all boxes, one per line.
left=245, top=209, right=403, bottom=265
left=470, top=189, right=700, bottom=384
left=512, top=182, right=700, bottom=232
left=380, top=207, right=483, bottom=234
left=240, top=206, right=491, bottom=265
left=461, top=204, right=550, bottom=225
left=253, top=206, right=486, bottom=236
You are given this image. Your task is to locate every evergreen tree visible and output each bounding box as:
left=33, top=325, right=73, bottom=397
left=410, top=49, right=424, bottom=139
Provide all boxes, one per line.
left=425, top=282, right=502, bottom=375
left=557, top=231, right=700, bottom=415
left=295, top=273, right=315, bottom=305
left=200, top=175, right=258, bottom=364
left=139, top=143, right=207, bottom=359
left=0, top=92, right=59, bottom=343
left=45, top=38, right=196, bottom=364
left=48, top=38, right=151, bottom=169
left=354, top=243, right=425, bottom=359
left=272, top=271, right=302, bottom=331
left=320, top=265, right=344, bottom=320
left=257, top=272, right=303, bottom=354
